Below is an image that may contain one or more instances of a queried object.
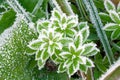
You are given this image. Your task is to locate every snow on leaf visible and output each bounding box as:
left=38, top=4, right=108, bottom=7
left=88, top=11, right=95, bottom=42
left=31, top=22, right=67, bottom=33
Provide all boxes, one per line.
left=52, top=9, right=61, bottom=20
left=80, top=24, right=89, bottom=42
left=74, top=31, right=83, bottom=48
left=59, top=52, right=72, bottom=59
left=66, top=28, right=76, bottom=37
left=75, top=47, right=84, bottom=56
left=82, top=42, right=99, bottom=56
left=111, top=29, right=120, bottom=40
left=28, top=39, right=42, bottom=50
left=37, top=59, right=45, bottom=70
left=86, top=58, right=94, bottom=67
left=35, top=50, right=42, bottom=60
left=104, top=0, right=115, bottom=12
left=103, top=23, right=119, bottom=31
left=63, top=58, right=73, bottom=68
left=68, top=43, right=76, bottom=53
left=109, top=10, right=120, bottom=24
left=79, top=64, right=88, bottom=73
left=57, top=63, right=66, bottom=73
left=67, top=64, right=75, bottom=77
left=37, top=20, right=50, bottom=33
left=41, top=49, right=49, bottom=62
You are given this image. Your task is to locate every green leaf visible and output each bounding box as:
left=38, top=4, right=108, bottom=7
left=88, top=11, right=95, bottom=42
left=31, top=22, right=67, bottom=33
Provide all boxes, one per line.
left=82, top=42, right=98, bottom=56
left=94, top=53, right=107, bottom=73
left=80, top=25, right=89, bottom=42
left=111, top=29, right=120, bottom=40
left=41, top=49, right=49, bottom=61
left=37, top=20, right=50, bottom=32
left=67, top=64, right=75, bottom=77
left=109, top=10, right=120, bottom=23
left=0, top=9, right=16, bottom=34
left=75, top=47, right=83, bottom=56
left=103, top=23, right=119, bottom=31
left=99, top=12, right=112, bottom=23
left=73, top=60, right=79, bottom=72
left=60, top=37, right=73, bottom=45
left=28, top=40, right=42, bottom=50
left=59, top=52, right=71, bottom=59
left=66, top=28, right=76, bottom=37
left=64, top=58, right=72, bottom=68
left=37, top=60, right=45, bottom=70
left=61, top=14, right=67, bottom=24
left=0, top=21, right=38, bottom=80
left=57, top=63, right=66, bottom=73
left=79, top=64, right=88, bottom=73
left=78, top=22, right=87, bottom=30
left=35, top=50, right=42, bottom=60
left=87, top=48, right=99, bottom=57
left=104, top=0, right=115, bottom=12
left=52, top=9, right=61, bottom=20
left=86, top=58, right=94, bottom=67
left=74, top=31, right=83, bottom=48
left=69, top=43, right=76, bottom=53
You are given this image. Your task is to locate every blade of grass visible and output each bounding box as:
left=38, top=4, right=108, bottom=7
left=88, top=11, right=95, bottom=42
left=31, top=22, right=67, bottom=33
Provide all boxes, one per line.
left=32, top=0, right=44, bottom=15
left=52, top=0, right=74, bottom=15
left=6, top=0, right=32, bottom=22
left=82, top=0, right=115, bottom=64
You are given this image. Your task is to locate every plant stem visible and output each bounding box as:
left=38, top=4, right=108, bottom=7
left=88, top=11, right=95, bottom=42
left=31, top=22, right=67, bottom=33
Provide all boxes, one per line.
left=86, top=68, right=94, bottom=80
left=110, top=42, right=120, bottom=52
left=32, top=0, right=44, bottom=15
left=81, top=72, right=86, bottom=80
left=76, top=0, right=89, bottom=21
left=52, top=0, right=74, bottom=15
left=6, top=0, right=32, bottom=22
left=82, top=0, right=115, bottom=64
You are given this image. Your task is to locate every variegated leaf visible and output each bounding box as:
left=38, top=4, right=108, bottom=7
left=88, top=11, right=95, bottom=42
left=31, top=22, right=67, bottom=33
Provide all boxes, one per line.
left=104, top=0, right=115, bottom=12
left=86, top=58, right=94, bottom=67
left=28, top=40, right=42, bottom=50
left=79, top=64, right=88, bottom=73
left=57, top=63, right=66, bottom=73
left=37, top=20, right=50, bottom=33
left=109, top=10, right=120, bottom=23
left=103, top=23, right=119, bottom=31
left=111, top=29, right=120, bottom=40
left=37, top=60, right=45, bottom=70
left=74, top=31, right=83, bottom=48
left=82, top=42, right=99, bottom=56
left=59, top=52, right=72, bottom=59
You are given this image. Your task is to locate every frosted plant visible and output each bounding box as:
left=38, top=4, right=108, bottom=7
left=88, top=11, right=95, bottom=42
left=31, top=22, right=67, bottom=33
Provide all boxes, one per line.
left=50, top=9, right=78, bottom=37
left=28, top=26, right=63, bottom=69
left=56, top=22, right=99, bottom=77
left=28, top=9, right=99, bottom=77
left=103, top=0, right=120, bottom=40
left=0, top=19, right=38, bottom=80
